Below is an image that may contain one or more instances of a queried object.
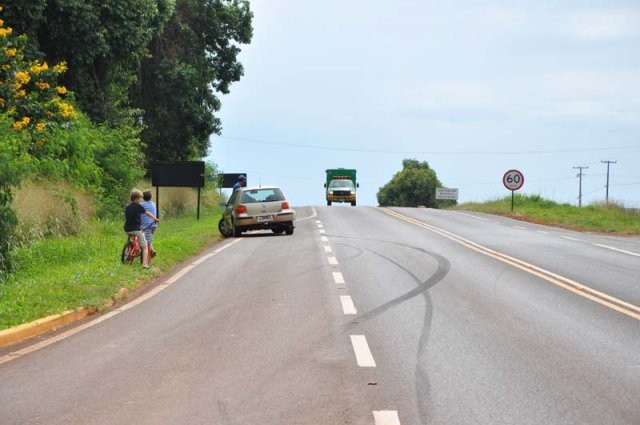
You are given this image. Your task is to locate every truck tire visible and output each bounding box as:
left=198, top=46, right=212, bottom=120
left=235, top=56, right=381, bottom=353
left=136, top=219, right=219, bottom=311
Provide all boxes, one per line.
left=351, top=201, right=356, bottom=206
left=327, top=201, right=332, bottom=206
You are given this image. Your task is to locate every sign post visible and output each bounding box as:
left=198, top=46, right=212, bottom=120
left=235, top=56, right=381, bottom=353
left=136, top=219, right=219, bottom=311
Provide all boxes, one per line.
left=502, top=169, right=524, bottom=212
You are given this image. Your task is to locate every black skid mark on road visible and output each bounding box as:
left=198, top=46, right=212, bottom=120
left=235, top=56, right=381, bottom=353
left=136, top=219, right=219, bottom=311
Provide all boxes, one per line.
left=332, top=237, right=448, bottom=425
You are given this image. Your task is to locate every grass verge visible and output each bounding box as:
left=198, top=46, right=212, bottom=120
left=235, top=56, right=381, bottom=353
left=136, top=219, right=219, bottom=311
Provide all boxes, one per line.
left=0, top=209, right=222, bottom=330
left=454, top=194, right=640, bottom=235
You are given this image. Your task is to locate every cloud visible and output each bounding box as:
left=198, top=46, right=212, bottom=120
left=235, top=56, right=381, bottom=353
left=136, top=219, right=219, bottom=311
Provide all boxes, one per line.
left=402, top=71, right=640, bottom=125
left=565, top=9, right=640, bottom=41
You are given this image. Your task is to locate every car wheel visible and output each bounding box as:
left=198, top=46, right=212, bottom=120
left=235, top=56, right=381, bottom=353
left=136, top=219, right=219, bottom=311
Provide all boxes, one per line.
left=327, top=201, right=331, bottom=206
left=351, top=201, right=356, bottom=206
left=218, top=218, right=229, bottom=238
left=285, top=223, right=294, bottom=235
left=232, top=220, right=242, bottom=237
left=272, top=226, right=285, bottom=234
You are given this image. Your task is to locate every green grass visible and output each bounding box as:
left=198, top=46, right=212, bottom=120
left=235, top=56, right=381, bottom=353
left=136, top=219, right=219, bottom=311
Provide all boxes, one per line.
left=454, top=194, right=640, bottom=234
left=0, top=209, right=222, bottom=329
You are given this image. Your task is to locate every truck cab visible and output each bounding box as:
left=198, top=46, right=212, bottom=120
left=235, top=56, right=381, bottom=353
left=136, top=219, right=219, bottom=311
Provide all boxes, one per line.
left=325, top=168, right=358, bottom=206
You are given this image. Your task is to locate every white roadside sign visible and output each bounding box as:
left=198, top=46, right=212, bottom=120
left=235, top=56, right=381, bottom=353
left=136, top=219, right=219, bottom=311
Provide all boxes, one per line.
left=436, top=188, right=459, bottom=200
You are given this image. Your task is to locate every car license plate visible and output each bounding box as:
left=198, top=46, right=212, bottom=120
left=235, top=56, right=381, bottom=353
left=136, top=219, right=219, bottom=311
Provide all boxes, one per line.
left=257, top=215, right=273, bottom=222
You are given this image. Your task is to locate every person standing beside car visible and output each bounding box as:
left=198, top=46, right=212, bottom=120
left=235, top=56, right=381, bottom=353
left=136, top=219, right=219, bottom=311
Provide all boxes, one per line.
left=141, top=190, right=158, bottom=260
left=232, top=175, right=246, bottom=192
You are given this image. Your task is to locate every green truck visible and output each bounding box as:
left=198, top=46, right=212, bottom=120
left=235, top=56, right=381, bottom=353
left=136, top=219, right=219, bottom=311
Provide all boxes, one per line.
left=325, top=168, right=358, bottom=206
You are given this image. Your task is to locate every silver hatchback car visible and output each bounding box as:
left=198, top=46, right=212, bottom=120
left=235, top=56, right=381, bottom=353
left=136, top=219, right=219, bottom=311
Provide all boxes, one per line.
left=218, top=186, right=296, bottom=237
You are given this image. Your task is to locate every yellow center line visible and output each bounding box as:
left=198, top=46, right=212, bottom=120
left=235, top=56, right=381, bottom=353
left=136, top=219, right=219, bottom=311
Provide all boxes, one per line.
left=379, top=208, right=640, bottom=321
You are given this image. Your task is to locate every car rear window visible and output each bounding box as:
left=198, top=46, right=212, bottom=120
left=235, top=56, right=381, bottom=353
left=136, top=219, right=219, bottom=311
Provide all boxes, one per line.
left=241, top=188, right=285, bottom=203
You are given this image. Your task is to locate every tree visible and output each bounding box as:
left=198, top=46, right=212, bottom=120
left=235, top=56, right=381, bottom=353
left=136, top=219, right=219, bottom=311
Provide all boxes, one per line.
left=377, top=159, right=444, bottom=207
left=2, top=0, right=173, bottom=125
left=133, top=0, right=253, bottom=164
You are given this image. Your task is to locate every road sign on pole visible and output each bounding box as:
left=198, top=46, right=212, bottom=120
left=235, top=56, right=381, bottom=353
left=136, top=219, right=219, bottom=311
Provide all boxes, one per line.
left=503, top=169, right=524, bottom=212
left=435, top=188, right=459, bottom=201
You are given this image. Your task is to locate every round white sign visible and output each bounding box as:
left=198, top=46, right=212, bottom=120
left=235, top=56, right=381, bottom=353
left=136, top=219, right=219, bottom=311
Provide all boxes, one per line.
left=503, top=169, right=524, bottom=191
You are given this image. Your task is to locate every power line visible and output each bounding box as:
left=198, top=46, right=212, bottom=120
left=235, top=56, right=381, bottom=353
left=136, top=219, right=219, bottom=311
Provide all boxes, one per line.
left=216, top=135, right=640, bottom=156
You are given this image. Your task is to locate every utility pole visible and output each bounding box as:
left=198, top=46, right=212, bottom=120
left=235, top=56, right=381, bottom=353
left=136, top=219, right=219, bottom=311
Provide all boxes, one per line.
left=573, top=166, right=588, bottom=207
left=601, top=160, right=617, bottom=205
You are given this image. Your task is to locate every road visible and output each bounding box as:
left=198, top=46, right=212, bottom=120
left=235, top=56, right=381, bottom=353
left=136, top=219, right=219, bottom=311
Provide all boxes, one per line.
left=1, top=206, right=639, bottom=424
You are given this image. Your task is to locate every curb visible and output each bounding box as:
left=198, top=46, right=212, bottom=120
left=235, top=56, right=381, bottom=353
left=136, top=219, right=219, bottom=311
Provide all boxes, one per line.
left=0, top=307, right=98, bottom=348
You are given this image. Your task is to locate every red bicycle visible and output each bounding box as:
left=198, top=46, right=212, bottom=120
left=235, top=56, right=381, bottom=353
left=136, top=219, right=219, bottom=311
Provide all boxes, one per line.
left=121, top=234, right=143, bottom=264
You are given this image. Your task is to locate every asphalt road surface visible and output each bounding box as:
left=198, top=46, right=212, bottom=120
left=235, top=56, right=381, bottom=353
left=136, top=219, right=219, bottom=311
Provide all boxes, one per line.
left=1, top=206, right=639, bottom=424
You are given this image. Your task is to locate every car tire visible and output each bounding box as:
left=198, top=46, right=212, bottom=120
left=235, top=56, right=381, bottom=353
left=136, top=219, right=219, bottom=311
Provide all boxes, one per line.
left=351, top=201, right=356, bottom=206
left=218, top=218, right=229, bottom=238
left=232, top=220, right=242, bottom=237
left=272, top=226, right=285, bottom=234
left=327, top=201, right=331, bottom=206
left=285, top=223, right=294, bottom=235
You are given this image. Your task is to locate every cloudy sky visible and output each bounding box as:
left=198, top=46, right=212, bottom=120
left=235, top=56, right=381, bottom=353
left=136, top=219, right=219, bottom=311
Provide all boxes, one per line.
left=207, top=0, right=640, bottom=208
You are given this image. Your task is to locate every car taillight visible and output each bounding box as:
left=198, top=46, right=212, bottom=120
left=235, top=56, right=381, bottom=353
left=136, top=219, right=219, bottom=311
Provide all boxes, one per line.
left=281, top=202, right=290, bottom=210
left=236, top=205, right=247, bottom=214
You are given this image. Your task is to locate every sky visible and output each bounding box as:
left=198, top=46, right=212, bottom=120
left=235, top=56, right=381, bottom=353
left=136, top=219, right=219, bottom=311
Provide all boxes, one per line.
left=206, top=0, right=640, bottom=208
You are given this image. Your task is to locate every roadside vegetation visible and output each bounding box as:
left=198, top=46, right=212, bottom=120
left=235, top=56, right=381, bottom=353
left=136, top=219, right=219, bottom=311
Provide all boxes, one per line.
left=0, top=3, right=250, bottom=332
left=455, top=194, right=640, bottom=235
left=0, top=185, right=223, bottom=330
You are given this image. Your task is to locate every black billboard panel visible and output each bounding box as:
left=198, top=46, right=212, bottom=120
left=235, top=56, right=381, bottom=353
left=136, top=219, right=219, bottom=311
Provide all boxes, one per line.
left=151, top=161, right=205, bottom=188
left=219, top=173, right=247, bottom=188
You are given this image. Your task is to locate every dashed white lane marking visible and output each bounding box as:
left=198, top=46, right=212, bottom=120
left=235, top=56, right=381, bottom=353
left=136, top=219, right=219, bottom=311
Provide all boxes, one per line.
left=537, top=230, right=549, bottom=234
left=449, top=211, right=490, bottom=222
left=340, top=296, right=357, bottom=315
left=324, top=245, right=332, bottom=253
left=594, top=243, right=640, bottom=257
left=316, top=220, right=322, bottom=224
left=514, top=225, right=527, bottom=230
left=350, top=335, right=376, bottom=367
left=373, top=410, right=401, bottom=425
left=320, top=236, right=328, bottom=242
left=319, top=229, right=326, bottom=234
left=561, top=235, right=581, bottom=242
left=317, top=224, right=324, bottom=228
left=328, top=256, right=338, bottom=265
left=333, top=272, right=345, bottom=284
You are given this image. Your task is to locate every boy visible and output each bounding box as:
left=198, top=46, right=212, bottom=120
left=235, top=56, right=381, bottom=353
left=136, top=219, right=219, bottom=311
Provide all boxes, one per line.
left=141, top=190, right=158, bottom=259
left=124, top=189, right=159, bottom=269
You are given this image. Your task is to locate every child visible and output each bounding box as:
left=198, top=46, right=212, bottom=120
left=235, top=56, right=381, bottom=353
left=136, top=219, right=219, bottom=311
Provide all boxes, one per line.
left=141, top=190, right=158, bottom=259
left=124, top=189, right=159, bottom=269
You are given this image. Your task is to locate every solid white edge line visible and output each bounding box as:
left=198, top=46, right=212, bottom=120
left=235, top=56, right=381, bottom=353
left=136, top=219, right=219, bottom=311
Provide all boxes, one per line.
left=373, top=410, right=401, bottom=425
left=350, top=335, right=376, bottom=367
left=594, top=243, right=640, bottom=257
left=340, top=296, right=357, bottom=315
left=333, top=272, right=345, bottom=284
left=0, top=238, right=243, bottom=366
left=560, top=235, right=581, bottom=242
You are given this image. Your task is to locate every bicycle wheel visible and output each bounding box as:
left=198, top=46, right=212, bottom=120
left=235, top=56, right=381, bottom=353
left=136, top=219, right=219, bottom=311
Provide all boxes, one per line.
left=121, top=240, right=134, bottom=264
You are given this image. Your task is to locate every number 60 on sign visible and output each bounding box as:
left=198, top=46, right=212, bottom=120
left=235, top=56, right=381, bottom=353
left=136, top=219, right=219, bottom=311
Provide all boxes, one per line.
left=503, top=169, right=524, bottom=191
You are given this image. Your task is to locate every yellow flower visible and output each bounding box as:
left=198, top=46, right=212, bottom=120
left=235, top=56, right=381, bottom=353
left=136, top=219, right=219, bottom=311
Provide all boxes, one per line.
left=57, top=101, right=77, bottom=119
left=56, top=86, right=68, bottom=95
left=0, top=98, right=4, bottom=107
left=53, top=61, right=68, bottom=74
left=14, top=89, right=26, bottom=98
left=5, top=47, right=16, bottom=57
left=1, top=64, right=10, bottom=71
left=0, top=27, right=12, bottom=38
left=12, top=116, right=30, bottom=130
left=29, top=62, right=48, bottom=74
left=14, top=71, right=30, bottom=85
left=35, top=122, right=46, bottom=132
left=36, top=81, right=50, bottom=90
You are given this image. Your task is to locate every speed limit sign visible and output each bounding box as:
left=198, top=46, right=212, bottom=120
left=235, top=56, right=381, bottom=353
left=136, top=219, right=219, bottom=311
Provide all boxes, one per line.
left=503, top=169, right=524, bottom=191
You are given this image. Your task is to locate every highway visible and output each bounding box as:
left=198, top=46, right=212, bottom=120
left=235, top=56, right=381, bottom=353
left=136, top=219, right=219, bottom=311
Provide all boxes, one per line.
left=1, top=206, right=639, bottom=424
